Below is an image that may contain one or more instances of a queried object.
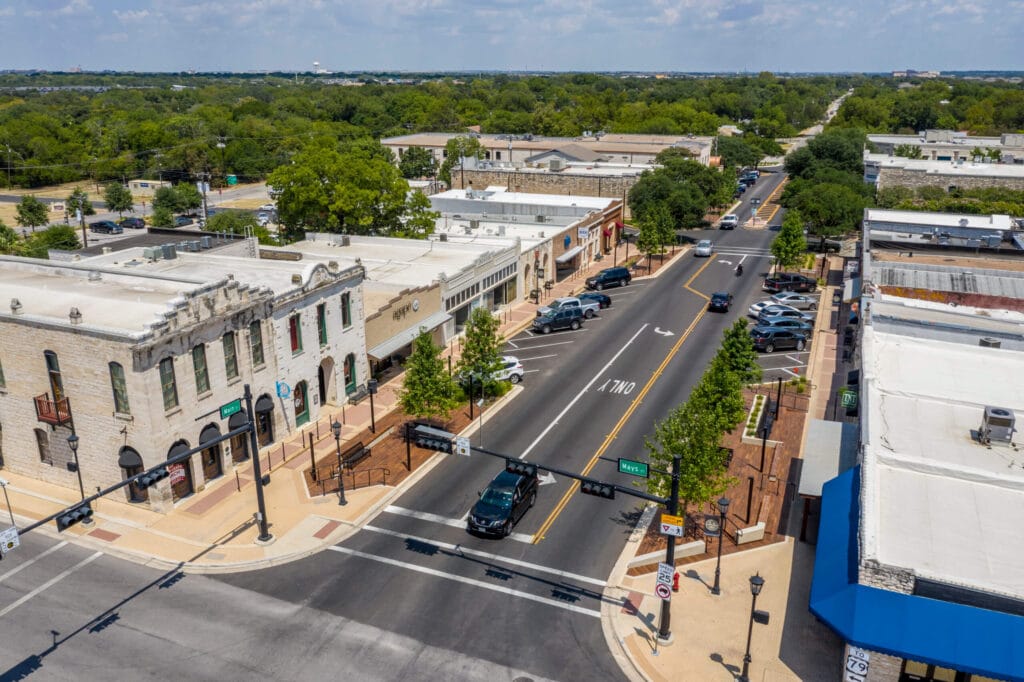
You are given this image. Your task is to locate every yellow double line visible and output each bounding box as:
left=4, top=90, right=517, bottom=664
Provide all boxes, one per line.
left=531, top=259, right=715, bottom=543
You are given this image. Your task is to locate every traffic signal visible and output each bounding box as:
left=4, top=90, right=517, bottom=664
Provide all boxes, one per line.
left=412, top=424, right=455, bottom=453
left=579, top=478, right=616, bottom=500
left=136, top=467, right=169, bottom=489
left=56, top=504, right=93, bottom=532
left=505, top=459, right=537, bottom=477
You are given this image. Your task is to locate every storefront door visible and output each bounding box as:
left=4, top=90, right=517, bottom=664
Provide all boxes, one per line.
left=167, top=441, right=193, bottom=502
left=228, top=412, right=249, bottom=463
left=294, top=381, right=309, bottom=426
left=199, top=424, right=223, bottom=482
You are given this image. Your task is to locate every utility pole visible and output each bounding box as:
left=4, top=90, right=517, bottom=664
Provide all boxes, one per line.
left=657, top=454, right=682, bottom=642
left=243, top=384, right=272, bottom=542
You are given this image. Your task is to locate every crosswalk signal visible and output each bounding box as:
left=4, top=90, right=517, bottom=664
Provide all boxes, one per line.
left=505, top=459, right=537, bottom=477
left=56, top=504, right=93, bottom=532
left=412, top=424, right=455, bottom=454
left=136, top=467, right=169, bottom=490
left=580, top=479, right=616, bottom=500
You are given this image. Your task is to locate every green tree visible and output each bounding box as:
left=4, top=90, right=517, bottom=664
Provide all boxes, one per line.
left=636, top=203, right=672, bottom=263
left=771, top=209, right=806, bottom=272
left=394, top=191, right=439, bottom=239
left=438, top=136, right=484, bottom=186
left=793, top=183, right=865, bottom=236
left=151, top=205, right=175, bottom=227
left=399, top=330, right=460, bottom=421
left=0, top=220, right=19, bottom=254
left=456, top=308, right=505, bottom=397
left=876, top=186, right=914, bottom=208
left=398, top=146, right=438, bottom=179
left=716, top=136, right=761, bottom=169
left=718, top=319, right=762, bottom=386
left=175, top=183, right=203, bottom=215
left=15, top=195, right=49, bottom=233
left=645, top=399, right=732, bottom=504
left=204, top=211, right=274, bottom=244
left=689, top=356, right=747, bottom=434
left=894, top=144, right=923, bottom=159
left=103, top=182, right=134, bottom=217
left=65, top=187, right=94, bottom=240
left=18, top=224, right=81, bottom=258
left=152, top=185, right=179, bottom=214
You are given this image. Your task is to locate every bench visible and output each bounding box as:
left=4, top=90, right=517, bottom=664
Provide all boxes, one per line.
left=735, top=522, right=766, bottom=545
left=340, top=441, right=370, bottom=469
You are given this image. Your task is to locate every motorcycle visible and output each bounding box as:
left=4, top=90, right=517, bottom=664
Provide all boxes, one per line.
left=735, top=263, right=744, bottom=276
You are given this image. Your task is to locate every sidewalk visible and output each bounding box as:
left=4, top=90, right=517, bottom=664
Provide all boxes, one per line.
left=0, top=243, right=685, bottom=573
left=602, top=254, right=849, bottom=681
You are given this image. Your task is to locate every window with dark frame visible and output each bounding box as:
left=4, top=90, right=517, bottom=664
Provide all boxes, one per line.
left=223, top=332, right=239, bottom=380
left=289, top=314, right=303, bottom=353
left=109, top=362, right=130, bottom=414
left=341, top=293, right=352, bottom=328
left=249, top=321, right=265, bottom=367
left=317, top=303, right=328, bottom=346
left=192, top=345, right=210, bottom=394
left=159, top=357, right=179, bottom=410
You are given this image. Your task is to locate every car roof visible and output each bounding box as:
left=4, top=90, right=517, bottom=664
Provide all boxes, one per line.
left=712, top=291, right=730, bottom=297
left=489, top=470, right=526, bottom=488
left=501, top=355, right=519, bottom=363
left=697, top=239, right=712, bottom=245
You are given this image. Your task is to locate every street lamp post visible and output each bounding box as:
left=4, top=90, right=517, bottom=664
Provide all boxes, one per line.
left=332, top=420, right=347, bottom=506
left=65, top=432, right=92, bottom=525
left=367, top=379, right=378, bottom=434
left=739, top=573, right=766, bottom=682
left=711, top=496, right=730, bottom=595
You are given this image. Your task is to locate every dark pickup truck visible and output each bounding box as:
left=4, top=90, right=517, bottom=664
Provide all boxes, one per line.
left=532, top=308, right=584, bottom=334
left=763, top=273, right=817, bottom=293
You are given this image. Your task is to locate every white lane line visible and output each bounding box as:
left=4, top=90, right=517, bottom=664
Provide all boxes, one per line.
left=0, top=541, right=68, bottom=585
left=524, top=370, right=540, bottom=374
left=783, top=353, right=810, bottom=362
left=327, top=546, right=600, bottom=619
left=516, top=354, right=557, bottom=361
left=507, top=340, right=519, bottom=349
left=362, top=525, right=607, bottom=588
left=520, top=323, right=649, bottom=460
left=383, top=506, right=532, bottom=544
left=506, top=340, right=575, bottom=350
left=0, top=551, right=102, bottom=618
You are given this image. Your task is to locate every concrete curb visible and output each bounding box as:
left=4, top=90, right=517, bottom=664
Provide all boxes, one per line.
left=601, top=502, right=659, bottom=682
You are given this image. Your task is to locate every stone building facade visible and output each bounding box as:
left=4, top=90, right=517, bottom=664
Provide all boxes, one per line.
left=453, top=168, right=639, bottom=218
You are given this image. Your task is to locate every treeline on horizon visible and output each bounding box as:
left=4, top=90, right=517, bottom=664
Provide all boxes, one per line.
left=0, top=72, right=849, bottom=188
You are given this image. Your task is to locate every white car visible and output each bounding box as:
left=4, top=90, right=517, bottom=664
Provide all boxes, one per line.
left=770, top=291, right=819, bottom=310
left=495, top=356, right=524, bottom=384
left=694, top=239, right=714, bottom=257
left=719, top=214, right=739, bottom=229
left=259, top=203, right=276, bottom=212
left=748, top=300, right=799, bottom=318
left=256, top=213, right=272, bottom=227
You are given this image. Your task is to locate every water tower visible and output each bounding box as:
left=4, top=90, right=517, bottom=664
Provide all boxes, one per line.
left=313, top=61, right=320, bottom=73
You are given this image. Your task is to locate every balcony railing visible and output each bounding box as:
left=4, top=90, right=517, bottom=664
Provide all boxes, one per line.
left=34, top=394, right=72, bottom=426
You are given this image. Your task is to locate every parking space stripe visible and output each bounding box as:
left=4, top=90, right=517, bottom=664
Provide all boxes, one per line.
left=505, top=340, right=575, bottom=350
left=0, top=541, right=67, bottom=585
left=327, top=546, right=600, bottom=618
left=517, top=354, right=557, bottom=361
left=0, top=551, right=102, bottom=618
left=383, top=506, right=533, bottom=544
left=361, top=525, right=607, bottom=587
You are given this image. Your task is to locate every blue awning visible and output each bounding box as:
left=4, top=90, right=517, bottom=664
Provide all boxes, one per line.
left=810, top=466, right=1024, bottom=680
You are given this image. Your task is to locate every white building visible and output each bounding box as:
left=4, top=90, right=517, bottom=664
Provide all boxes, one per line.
left=867, top=130, right=1024, bottom=164
left=862, top=208, right=1024, bottom=253
left=864, top=152, right=1024, bottom=192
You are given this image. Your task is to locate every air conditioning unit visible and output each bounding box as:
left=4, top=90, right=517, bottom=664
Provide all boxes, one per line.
left=469, top=219, right=480, bottom=230
left=162, top=244, right=177, bottom=259
left=200, top=236, right=212, bottom=249
left=549, top=159, right=565, bottom=171
left=979, top=406, right=1015, bottom=445
left=498, top=225, right=506, bottom=236
left=536, top=215, right=546, bottom=223
left=142, top=247, right=160, bottom=260
left=439, top=233, right=448, bottom=242
left=341, top=235, right=351, bottom=246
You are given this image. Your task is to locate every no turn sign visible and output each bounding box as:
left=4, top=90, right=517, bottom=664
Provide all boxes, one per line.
left=655, top=583, right=672, bottom=600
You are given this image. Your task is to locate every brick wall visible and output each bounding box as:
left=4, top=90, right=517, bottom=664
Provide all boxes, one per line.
left=455, top=169, right=638, bottom=218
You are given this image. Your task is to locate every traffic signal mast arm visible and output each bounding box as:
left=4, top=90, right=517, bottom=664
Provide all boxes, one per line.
left=19, top=422, right=253, bottom=535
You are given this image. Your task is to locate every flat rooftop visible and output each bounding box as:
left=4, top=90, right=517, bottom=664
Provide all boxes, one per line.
left=432, top=187, right=617, bottom=212
left=864, top=208, right=1018, bottom=231
left=865, top=153, right=1024, bottom=178
left=860, top=324, right=1024, bottom=600
left=867, top=133, right=1007, bottom=146
left=381, top=131, right=712, bottom=155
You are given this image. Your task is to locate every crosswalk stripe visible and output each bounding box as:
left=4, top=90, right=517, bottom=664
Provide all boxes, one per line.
left=383, top=506, right=533, bottom=544
left=0, top=541, right=67, bottom=585
left=0, top=551, right=102, bottom=618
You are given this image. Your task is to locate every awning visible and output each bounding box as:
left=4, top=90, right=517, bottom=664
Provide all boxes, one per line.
left=199, top=424, right=221, bottom=445
left=798, top=419, right=858, bottom=497
left=368, top=311, right=452, bottom=360
left=810, top=466, right=1024, bottom=679
left=255, top=395, right=274, bottom=413
left=843, top=277, right=862, bottom=302
left=228, top=411, right=248, bottom=430
left=556, top=245, right=585, bottom=264
left=117, top=447, right=143, bottom=468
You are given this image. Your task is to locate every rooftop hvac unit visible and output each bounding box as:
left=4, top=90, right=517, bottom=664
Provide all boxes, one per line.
left=979, top=406, right=1015, bottom=445
left=469, top=219, right=480, bottom=230
left=979, top=337, right=1002, bottom=348
left=464, top=226, right=473, bottom=235
left=536, top=215, right=546, bottom=223
left=162, top=244, right=177, bottom=260
left=439, top=233, right=448, bottom=242
left=142, top=247, right=160, bottom=260
left=200, top=236, right=212, bottom=249
left=341, top=235, right=351, bottom=246
left=549, top=159, right=565, bottom=171
left=190, top=240, right=202, bottom=252
left=498, top=225, right=506, bottom=236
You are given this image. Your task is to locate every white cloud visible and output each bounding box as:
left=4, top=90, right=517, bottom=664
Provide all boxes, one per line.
left=56, top=0, right=91, bottom=15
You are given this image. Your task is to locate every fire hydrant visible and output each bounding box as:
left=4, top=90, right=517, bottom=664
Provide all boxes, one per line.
left=672, top=571, right=680, bottom=592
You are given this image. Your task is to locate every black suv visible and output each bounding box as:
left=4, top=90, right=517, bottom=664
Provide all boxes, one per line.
left=532, top=308, right=583, bottom=334
left=585, top=266, right=631, bottom=291
left=88, top=220, right=123, bottom=234
left=467, top=470, right=539, bottom=537
left=709, top=291, right=733, bottom=312
left=750, top=327, right=807, bottom=353
left=119, top=217, right=146, bottom=229
left=763, top=273, right=817, bottom=293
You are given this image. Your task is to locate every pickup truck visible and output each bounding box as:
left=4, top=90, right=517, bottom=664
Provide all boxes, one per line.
left=532, top=308, right=584, bottom=334
left=536, top=296, right=599, bottom=320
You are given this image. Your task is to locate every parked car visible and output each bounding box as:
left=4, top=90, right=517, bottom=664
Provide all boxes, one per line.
left=467, top=469, right=539, bottom=537
left=756, top=316, right=813, bottom=334
left=173, top=215, right=193, bottom=227
left=694, top=239, right=714, bottom=257
left=757, top=307, right=815, bottom=326
left=88, top=220, right=123, bottom=234
left=256, top=213, right=272, bottom=227
left=763, top=273, right=817, bottom=293
left=719, top=214, right=739, bottom=230
left=532, top=308, right=583, bottom=334
left=748, top=300, right=787, bottom=318
left=461, top=356, right=524, bottom=386
left=735, top=183, right=747, bottom=194
left=708, top=291, right=733, bottom=312
left=537, top=296, right=600, bottom=320
left=585, top=266, right=631, bottom=291
left=578, top=291, right=612, bottom=309
left=770, top=291, right=819, bottom=310
left=259, top=203, right=276, bottom=212
left=119, top=217, right=146, bottom=229
left=749, top=327, right=807, bottom=353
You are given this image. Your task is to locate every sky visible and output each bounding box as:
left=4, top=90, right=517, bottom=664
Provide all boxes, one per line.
left=1, top=0, right=1022, bottom=73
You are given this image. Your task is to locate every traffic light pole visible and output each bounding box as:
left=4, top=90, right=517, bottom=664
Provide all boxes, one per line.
left=244, top=384, right=273, bottom=542
left=657, top=454, right=682, bottom=643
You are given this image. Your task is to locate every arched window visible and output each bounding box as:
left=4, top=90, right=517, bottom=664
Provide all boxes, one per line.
left=44, top=350, right=64, bottom=401
left=109, top=362, right=130, bottom=414
left=118, top=447, right=147, bottom=503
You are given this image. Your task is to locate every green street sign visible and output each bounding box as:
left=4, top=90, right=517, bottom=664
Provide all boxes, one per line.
left=219, top=399, right=242, bottom=419
left=618, top=458, right=649, bottom=478
left=840, top=390, right=858, bottom=409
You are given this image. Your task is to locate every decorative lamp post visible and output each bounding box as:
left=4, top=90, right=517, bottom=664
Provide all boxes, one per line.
left=711, top=496, right=730, bottom=595
left=66, top=432, right=92, bottom=525
left=739, top=573, right=767, bottom=682
left=332, top=420, right=347, bottom=506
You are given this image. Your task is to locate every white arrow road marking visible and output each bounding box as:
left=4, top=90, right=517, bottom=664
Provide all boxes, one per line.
left=537, top=472, right=557, bottom=486
left=718, top=259, right=734, bottom=265
left=653, top=327, right=674, bottom=336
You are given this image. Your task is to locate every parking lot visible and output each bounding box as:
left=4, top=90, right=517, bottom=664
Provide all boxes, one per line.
left=746, top=289, right=825, bottom=384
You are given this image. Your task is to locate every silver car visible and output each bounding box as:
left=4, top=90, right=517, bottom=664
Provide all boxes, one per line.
left=770, top=291, right=819, bottom=310
left=694, top=239, right=714, bottom=257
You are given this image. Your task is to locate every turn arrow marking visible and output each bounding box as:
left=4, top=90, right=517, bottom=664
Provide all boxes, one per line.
left=654, top=327, right=674, bottom=336
left=717, top=259, right=734, bottom=265
left=538, top=472, right=557, bottom=486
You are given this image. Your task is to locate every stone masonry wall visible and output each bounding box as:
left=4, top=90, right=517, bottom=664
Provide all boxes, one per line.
left=859, top=558, right=915, bottom=594
left=455, top=169, right=637, bottom=218
left=877, top=167, right=1024, bottom=192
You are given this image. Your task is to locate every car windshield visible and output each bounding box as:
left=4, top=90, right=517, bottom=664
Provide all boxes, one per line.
left=480, top=487, right=513, bottom=509
left=698, top=240, right=711, bottom=247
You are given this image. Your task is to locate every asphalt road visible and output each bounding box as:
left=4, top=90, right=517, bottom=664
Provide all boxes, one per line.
left=0, top=172, right=785, bottom=681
